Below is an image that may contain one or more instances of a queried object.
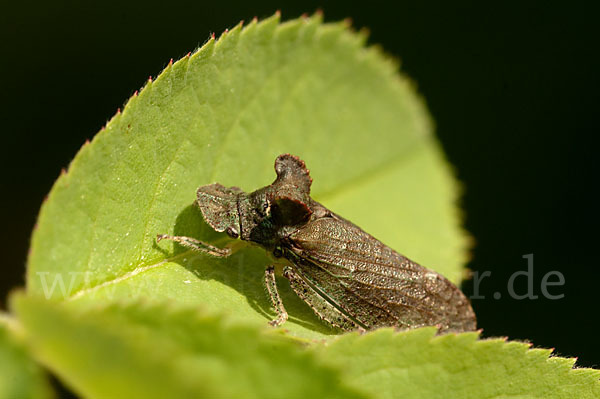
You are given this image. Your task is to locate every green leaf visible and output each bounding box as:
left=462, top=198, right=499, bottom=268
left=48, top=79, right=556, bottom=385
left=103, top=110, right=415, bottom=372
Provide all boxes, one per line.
left=0, top=314, right=54, bottom=399
left=26, top=13, right=467, bottom=339
left=12, top=295, right=366, bottom=399
left=321, top=328, right=600, bottom=399
left=16, top=14, right=600, bottom=398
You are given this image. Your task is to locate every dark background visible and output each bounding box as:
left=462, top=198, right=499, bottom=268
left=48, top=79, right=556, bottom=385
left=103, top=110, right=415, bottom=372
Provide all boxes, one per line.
left=2, top=0, right=598, bottom=372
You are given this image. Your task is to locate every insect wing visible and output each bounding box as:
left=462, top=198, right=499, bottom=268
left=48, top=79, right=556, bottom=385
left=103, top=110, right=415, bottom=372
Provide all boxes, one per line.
left=286, top=214, right=476, bottom=332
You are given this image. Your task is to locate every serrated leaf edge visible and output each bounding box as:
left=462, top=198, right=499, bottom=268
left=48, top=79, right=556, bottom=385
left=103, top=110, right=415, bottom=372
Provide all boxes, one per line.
left=323, top=327, right=599, bottom=386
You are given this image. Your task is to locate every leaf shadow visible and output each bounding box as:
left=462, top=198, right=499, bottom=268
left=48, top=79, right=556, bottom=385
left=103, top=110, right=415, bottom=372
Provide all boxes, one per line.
left=166, top=204, right=337, bottom=336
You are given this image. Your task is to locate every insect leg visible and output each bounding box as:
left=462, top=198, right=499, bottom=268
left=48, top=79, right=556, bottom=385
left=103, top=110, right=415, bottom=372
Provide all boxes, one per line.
left=283, top=266, right=364, bottom=332
left=156, top=234, right=231, bottom=257
left=265, top=266, right=288, bottom=326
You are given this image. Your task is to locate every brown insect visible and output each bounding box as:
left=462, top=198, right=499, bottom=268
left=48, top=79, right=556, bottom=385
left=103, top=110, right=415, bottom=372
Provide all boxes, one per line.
left=158, top=154, right=476, bottom=333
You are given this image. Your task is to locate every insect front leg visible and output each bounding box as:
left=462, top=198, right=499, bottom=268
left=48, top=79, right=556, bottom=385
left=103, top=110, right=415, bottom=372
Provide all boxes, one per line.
left=264, top=266, right=288, bottom=326
left=283, top=266, right=365, bottom=333
left=156, top=234, right=231, bottom=257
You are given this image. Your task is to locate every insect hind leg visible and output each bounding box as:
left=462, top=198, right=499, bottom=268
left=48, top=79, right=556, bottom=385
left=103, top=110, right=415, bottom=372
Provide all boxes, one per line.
left=283, top=266, right=364, bottom=333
